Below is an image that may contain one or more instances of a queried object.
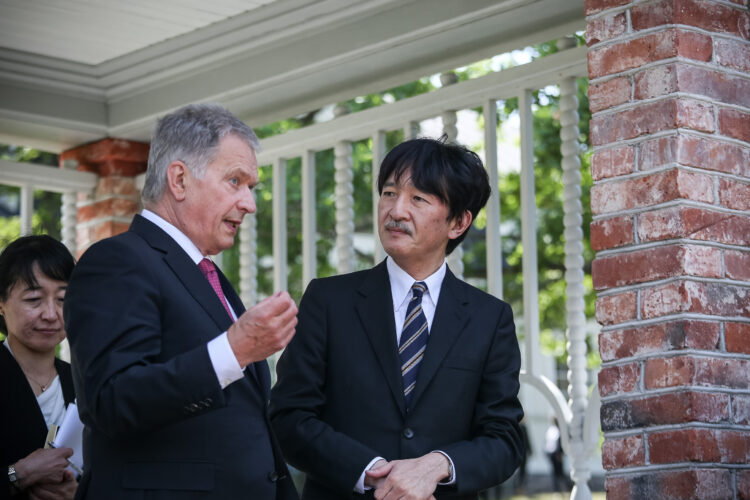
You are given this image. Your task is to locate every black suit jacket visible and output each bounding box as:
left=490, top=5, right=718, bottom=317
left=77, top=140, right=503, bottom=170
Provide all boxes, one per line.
left=1, top=347, right=75, bottom=499
left=64, top=215, right=297, bottom=500
left=270, top=261, right=523, bottom=500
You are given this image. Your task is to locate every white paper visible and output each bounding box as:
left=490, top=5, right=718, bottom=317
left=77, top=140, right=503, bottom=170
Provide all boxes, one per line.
left=52, top=402, right=84, bottom=475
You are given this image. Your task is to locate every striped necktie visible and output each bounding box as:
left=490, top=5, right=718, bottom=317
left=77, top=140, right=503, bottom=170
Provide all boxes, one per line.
left=399, top=281, right=429, bottom=406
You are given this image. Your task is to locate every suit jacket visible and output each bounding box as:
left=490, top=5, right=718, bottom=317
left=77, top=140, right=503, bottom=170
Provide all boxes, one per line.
left=270, top=261, right=524, bottom=500
left=64, top=215, right=297, bottom=500
left=1, top=347, right=75, bottom=499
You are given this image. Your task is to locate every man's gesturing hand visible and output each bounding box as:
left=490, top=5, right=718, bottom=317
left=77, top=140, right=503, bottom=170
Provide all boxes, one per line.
left=366, top=452, right=450, bottom=500
left=227, top=291, right=298, bottom=367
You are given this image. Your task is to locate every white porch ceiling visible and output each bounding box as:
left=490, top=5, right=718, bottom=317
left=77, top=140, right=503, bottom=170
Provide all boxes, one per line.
left=0, top=0, right=584, bottom=153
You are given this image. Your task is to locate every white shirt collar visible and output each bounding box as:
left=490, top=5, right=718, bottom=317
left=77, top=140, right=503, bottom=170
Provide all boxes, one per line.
left=141, top=209, right=205, bottom=265
left=386, top=256, right=446, bottom=313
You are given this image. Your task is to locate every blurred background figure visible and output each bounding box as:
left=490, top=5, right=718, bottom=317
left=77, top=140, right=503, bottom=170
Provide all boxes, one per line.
left=1, top=235, right=77, bottom=499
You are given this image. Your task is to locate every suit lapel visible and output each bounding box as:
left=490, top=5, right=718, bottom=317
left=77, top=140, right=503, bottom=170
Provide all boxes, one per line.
left=409, top=267, right=469, bottom=409
left=130, top=216, right=262, bottom=388
left=355, top=261, right=407, bottom=415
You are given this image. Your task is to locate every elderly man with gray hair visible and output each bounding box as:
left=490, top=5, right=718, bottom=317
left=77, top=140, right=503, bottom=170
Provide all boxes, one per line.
left=65, top=103, right=299, bottom=500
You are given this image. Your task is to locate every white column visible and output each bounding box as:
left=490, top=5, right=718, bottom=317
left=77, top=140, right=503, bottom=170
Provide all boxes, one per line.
left=519, top=88, right=540, bottom=376
left=403, top=121, right=419, bottom=141
left=20, top=184, right=33, bottom=236
left=61, top=191, right=77, bottom=255
left=273, top=158, right=287, bottom=293
left=302, top=150, right=317, bottom=287
left=239, top=214, right=258, bottom=306
left=334, top=104, right=355, bottom=274
left=558, top=35, right=591, bottom=500
left=440, top=72, right=463, bottom=279
left=372, top=131, right=387, bottom=264
left=483, top=99, right=503, bottom=300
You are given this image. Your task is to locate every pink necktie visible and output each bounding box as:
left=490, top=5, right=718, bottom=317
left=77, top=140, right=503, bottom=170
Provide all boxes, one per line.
left=198, top=258, right=233, bottom=320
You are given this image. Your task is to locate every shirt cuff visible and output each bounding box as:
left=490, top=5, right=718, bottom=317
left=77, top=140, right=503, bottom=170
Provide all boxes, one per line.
left=432, top=450, right=456, bottom=485
left=208, top=332, right=245, bottom=389
left=354, top=457, right=385, bottom=493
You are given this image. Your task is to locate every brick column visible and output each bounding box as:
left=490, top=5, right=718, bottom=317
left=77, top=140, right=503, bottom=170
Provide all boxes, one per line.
left=60, top=138, right=149, bottom=256
left=586, top=0, right=750, bottom=498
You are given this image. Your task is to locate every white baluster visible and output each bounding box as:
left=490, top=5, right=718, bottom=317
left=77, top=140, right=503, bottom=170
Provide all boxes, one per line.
left=20, top=184, right=33, bottom=236
left=334, top=104, right=355, bottom=274
left=61, top=191, right=77, bottom=256
left=372, top=131, right=387, bottom=264
left=273, top=158, right=287, bottom=293
left=239, top=214, right=257, bottom=307
left=403, top=121, right=419, bottom=141
left=558, top=36, right=591, bottom=500
left=302, top=150, right=317, bottom=287
left=483, top=99, right=503, bottom=299
left=440, top=72, right=463, bottom=278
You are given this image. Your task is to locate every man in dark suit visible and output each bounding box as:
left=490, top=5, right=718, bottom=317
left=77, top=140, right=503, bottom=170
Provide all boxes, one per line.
left=270, top=138, right=524, bottom=500
left=65, top=103, right=299, bottom=499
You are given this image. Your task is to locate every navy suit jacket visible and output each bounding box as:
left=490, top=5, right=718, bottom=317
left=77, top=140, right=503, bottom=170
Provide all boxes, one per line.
left=65, top=215, right=297, bottom=500
left=270, top=261, right=524, bottom=500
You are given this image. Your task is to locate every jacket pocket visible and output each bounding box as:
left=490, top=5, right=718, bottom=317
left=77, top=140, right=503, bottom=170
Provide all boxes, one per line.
left=122, top=461, right=215, bottom=491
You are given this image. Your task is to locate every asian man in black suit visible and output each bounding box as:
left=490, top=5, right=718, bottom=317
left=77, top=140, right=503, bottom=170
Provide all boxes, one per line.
left=65, top=103, right=299, bottom=499
left=270, top=137, right=524, bottom=500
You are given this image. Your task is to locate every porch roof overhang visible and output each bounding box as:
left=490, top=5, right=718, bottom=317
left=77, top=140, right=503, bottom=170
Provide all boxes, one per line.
left=0, top=0, right=584, bottom=153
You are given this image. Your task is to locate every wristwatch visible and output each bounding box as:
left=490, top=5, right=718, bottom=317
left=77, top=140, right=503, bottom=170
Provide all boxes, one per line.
left=7, top=464, right=21, bottom=490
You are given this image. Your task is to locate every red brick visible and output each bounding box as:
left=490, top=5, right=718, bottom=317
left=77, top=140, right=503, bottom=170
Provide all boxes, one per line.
left=641, top=281, right=750, bottom=318
left=645, top=355, right=695, bottom=388
left=588, top=31, right=681, bottom=79
left=599, top=363, right=640, bottom=396
left=60, top=138, right=149, bottom=177
left=695, top=357, right=750, bottom=389
left=599, top=321, right=720, bottom=361
left=591, top=215, right=634, bottom=251
left=94, top=176, right=139, bottom=198
left=630, top=391, right=730, bottom=425
left=734, top=395, right=750, bottom=425
left=635, top=64, right=678, bottom=100
left=584, top=0, right=630, bottom=16
left=676, top=64, right=750, bottom=108
left=719, top=178, right=750, bottom=211
left=595, top=291, right=637, bottom=325
left=726, top=322, right=750, bottom=355
left=590, top=99, right=677, bottom=145
left=602, top=434, right=644, bottom=469
left=718, top=107, right=750, bottom=143
left=77, top=198, right=140, bottom=223
left=726, top=250, right=750, bottom=281
left=586, top=11, right=627, bottom=46
left=632, top=0, right=750, bottom=38
left=740, top=469, right=750, bottom=500
left=589, top=76, right=631, bottom=112
left=638, top=135, right=677, bottom=170
left=637, top=207, right=725, bottom=243
left=649, top=428, right=750, bottom=464
left=605, top=469, right=732, bottom=500
left=591, top=145, right=634, bottom=180
left=675, top=29, right=713, bottom=61
left=676, top=99, right=714, bottom=133
left=593, top=245, right=721, bottom=289
left=690, top=214, right=750, bottom=246
left=677, top=134, right=748, bottom=175
left=715, top=37, right=750, bottom=72
left=591, top=169, right=711, bottom=215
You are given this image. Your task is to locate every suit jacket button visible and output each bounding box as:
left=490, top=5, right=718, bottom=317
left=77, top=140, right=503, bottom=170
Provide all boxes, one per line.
left=402, top=428, right=414, bottom=439
left=267, top=471, right=279, bottom=482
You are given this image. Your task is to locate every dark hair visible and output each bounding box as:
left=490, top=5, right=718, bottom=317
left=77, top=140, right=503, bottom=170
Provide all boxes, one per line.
left=377, top=137, right=491, bottom=254
left=0, top=235, right=75, bottom=333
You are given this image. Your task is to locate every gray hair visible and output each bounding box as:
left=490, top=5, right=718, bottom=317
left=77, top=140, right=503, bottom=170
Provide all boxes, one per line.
left=141, top=103, right=261, bottom=204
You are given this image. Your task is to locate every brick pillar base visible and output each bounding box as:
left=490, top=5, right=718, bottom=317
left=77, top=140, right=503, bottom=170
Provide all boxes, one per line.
left=60, top=138, right=149, bottom=255
left=586, top=0, right=750, bottom=499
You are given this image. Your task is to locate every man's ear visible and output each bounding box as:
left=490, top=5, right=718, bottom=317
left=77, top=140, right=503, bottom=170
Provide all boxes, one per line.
left=449, top=210, right=473, bottom=240
left=166, top=161, right=189, bottom=201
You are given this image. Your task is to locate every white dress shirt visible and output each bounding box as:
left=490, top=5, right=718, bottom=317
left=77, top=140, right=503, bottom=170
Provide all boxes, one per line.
left=354, top=257, right=455, bottom=493
left=141, top=209, right=245, bottom=389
